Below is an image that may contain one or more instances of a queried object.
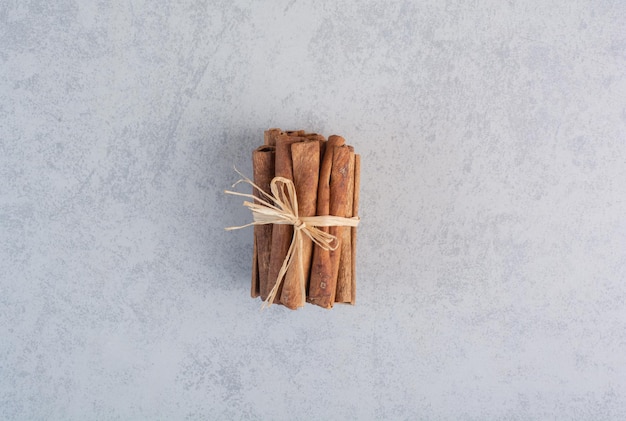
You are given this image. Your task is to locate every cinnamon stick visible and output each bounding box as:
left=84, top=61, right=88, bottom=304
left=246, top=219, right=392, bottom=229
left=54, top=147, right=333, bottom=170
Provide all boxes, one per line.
left=252, top=145, right=275, bottom=300
left=308, top=135, right=346, bottom=308
left=264, top=128, right=283, bottom=147
left=335, top=147, right=355, bottom=303
left=303, top=133, right=325, bottom=141
left=326, top=146, right=352, bottom=303
left=351, top=154, right=360, bottom=305
left=266, top=134, right=301, bottom=304
left=280, top=140, right=320, bottom=309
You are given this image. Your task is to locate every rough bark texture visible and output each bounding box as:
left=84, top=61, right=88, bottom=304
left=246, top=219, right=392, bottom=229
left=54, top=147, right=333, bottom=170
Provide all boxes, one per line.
left=335, top=147, right=355, bottom=303
left=266, top=135, right=301, bottom=304
left=308, top=136, right=349, bottom=308
left=350, top=154, right=360, bottom=305
left=280, top=140, right=320, bottom=309
left=252, top=145, right=275, bottom=300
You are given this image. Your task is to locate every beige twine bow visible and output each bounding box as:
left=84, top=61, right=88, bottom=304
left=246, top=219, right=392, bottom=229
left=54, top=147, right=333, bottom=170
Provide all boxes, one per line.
left=225, top=170, right=360, bottom=309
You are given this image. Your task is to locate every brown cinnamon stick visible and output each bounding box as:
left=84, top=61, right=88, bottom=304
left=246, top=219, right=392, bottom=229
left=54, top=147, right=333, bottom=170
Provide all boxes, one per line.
left=252, top=145, right=275, bottom=300
left=280, top=140, right=320, bottom=309
left=335, top=147, right=355, bottom=303
left=326, top=146, right=352, bottom=303
left=303, top=133, right=325, bottom=141
left=308, top=135, right=347, bottom=308
left=264, top=128, right=283, bottom=146
left=266, top=134, right=301, bottom=304
left=350, top=154, right=360, bottom=305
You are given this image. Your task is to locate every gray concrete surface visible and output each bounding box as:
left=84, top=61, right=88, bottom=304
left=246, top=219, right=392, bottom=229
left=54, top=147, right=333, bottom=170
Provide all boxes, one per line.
left=2, top=1, right=626, bottom=419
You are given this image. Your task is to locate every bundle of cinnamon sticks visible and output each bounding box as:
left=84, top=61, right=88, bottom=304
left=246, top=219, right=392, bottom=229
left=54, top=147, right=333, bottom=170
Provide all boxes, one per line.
left=250, top=128, right=361, bottom=309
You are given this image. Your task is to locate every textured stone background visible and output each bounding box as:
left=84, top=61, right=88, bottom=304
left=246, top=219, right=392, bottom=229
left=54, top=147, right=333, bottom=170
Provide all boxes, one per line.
left=2, top=1, right=626, bottom=419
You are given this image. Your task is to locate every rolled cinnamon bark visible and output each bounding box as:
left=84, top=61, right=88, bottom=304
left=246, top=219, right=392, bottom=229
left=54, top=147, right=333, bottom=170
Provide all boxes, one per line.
left=326, top=145, right=352, bottom=303
left=350, top=154, right=361, bottom=305
left=252, top=145, right=276, bottom=300
left=335, top=147, right=355, bottom=303
left=264, top=128, right=283, bottom=147
left=280, top=140, right=320, bottom=309
left=303, top=133, right=325, bottom=141
left=285, top=130, right=305, bottom=136
left=308, top=135, right=346, bottom=308
left=266, top=134, right=301, bottom=304
left=303, top=133, right=326, bottom=164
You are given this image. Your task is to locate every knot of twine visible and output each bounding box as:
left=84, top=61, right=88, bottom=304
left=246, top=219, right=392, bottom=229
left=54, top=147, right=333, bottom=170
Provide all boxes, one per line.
left=225, top=170, right=360, bottom=309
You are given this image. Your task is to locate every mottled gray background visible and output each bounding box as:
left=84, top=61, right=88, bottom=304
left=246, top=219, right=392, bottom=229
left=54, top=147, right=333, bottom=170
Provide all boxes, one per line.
left=2, top=1, right=626, bottom=420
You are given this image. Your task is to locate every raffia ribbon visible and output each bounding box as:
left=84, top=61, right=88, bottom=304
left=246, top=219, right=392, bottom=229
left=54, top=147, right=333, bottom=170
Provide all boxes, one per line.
left=225, top=171, right=360, bottom=309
